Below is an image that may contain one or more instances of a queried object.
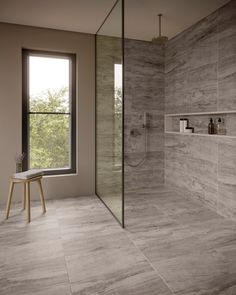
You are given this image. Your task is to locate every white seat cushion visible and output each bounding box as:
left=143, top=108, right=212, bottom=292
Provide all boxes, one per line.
left=14, top=169, right=44, bottom=179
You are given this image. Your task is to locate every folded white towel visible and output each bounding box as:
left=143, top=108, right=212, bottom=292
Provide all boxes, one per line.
left=14, top=169, right=44, bottom=179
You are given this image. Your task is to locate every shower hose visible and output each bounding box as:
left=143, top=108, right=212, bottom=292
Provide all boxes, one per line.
left=125, top=127, right=148, bottom=167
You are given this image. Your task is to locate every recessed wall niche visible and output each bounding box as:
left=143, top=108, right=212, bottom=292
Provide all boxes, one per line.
left=165, top=111, right=236, bottom=138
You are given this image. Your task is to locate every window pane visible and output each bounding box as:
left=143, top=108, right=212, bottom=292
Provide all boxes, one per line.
left=29, top=114, right=70, bottom=169
left=29, top=56, right=70, bottom=113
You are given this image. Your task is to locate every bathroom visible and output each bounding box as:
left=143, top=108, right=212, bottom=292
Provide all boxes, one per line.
left=0, top=0, right=236, bottom=293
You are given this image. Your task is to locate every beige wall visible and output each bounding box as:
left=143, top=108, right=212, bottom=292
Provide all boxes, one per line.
left=0, top=23, right=95, bottom=206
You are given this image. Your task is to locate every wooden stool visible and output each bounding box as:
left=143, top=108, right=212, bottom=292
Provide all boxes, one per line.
left=6, top=176, right=46, bottom=222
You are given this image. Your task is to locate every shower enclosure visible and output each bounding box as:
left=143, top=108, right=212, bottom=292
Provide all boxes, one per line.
left=95, top=0, right=164, bottom=227
left=96, top=0, right=236, bottom=227
left=95, top=0, right=124, bottom=226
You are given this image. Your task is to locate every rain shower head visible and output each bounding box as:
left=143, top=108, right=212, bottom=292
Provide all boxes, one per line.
left=152, top=14, right=168, bottom=44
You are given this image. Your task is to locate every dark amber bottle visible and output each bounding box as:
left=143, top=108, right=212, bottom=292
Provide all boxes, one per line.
left=208, top=118, right=214, bottom=134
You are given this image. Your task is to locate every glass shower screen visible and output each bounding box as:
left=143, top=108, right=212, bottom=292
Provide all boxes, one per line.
left=95, top=0, right=124, bottom=226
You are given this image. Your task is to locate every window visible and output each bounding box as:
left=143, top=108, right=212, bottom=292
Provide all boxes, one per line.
left=22, top=49, right=76, bottom=175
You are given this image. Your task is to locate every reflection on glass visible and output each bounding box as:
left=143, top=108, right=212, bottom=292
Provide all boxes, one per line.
left=96, top=0, right=124, bottom=225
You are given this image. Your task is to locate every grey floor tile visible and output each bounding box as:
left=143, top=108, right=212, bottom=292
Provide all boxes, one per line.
left=1, top=187, right=236, bottom=295
left=65, top=245, right=155, bottom=293
left=71, top=270, right=173, bottom=295
left=153, top=249, right=236, bottom=295
left=2, top=257, right=70, bottom=295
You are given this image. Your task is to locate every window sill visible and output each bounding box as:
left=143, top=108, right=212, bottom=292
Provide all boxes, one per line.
left=44, top=173, right=78, bottom=179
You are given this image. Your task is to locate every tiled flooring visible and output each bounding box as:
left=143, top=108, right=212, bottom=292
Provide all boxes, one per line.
left=0, top=186, right=236, bottom=294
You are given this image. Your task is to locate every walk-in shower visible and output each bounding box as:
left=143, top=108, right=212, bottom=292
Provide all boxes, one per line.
left=96, top=0, right=236, bottom=228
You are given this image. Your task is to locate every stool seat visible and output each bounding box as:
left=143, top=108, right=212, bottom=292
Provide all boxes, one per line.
left=14, top=169, right=44, bottom=180
left=6, top=173, right=46, bottom=223
left=12, top=175, right=42, bottom=183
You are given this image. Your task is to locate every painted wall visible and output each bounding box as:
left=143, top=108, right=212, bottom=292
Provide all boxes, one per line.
left=0, top=23, right=95, bottom=206
left=165, top=0, right=236, bottom=220
left=124, top=39, right=165, bottom=193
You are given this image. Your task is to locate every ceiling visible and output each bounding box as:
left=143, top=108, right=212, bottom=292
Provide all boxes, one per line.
left=0, top=0, right=230, bottom=40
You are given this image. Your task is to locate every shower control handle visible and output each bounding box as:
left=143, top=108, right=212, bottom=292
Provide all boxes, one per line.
left=143, top=112, right=150, bottom=128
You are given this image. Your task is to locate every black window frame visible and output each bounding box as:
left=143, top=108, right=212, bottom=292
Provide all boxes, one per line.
left=22, top=49, right=76, bottom=175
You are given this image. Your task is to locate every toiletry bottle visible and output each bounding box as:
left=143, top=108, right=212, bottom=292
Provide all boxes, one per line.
left=183, top=118, right=188, bottom=132
left=221, top=118, right=226, bottom=135
left=217, top=118, right=226, bottom=135
left=179, top=119, right=184, bottom=132
left=213, top=118, right=218, bottom=134
left=208, top=118, right=214, bottom=134
left=217, top=118, right=222, bottom=135
left=185, top=127, right=194, bottom=133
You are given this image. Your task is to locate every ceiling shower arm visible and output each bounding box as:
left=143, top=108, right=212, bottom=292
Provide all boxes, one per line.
left=158, top=13, right=162, bottom=37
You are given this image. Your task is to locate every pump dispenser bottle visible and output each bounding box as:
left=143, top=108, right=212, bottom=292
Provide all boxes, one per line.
left=217, top=118, right=226, bottom=135
left=208, top=118, right=214, bottom=134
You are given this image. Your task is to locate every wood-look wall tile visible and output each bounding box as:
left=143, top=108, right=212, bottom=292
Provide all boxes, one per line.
left=186, top=63, right=218, bottom=112
left=165, top=1, right=236, bottom=220
left=218, top=0, right=236, bottom=111
left=218, top=138, right=236, bottom=219
left=124, top=39, right=165, bottom=193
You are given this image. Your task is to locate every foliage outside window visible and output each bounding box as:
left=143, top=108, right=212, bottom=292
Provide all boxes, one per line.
left=114, top=64, right=122, bottom=168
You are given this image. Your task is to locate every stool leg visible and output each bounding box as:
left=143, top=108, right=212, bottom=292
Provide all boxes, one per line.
left=26, top=182, right=31, bottom=223
left=23, top=183, right=26, bottom=210
left=38, top=179, right=46, bottom=213
left=6, top=181, right=14, bottom=219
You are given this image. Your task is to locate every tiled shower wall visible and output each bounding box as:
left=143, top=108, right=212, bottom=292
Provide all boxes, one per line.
left=165, top=0, right=236, bottom=220
left=124, top=39, right=165, bottom=193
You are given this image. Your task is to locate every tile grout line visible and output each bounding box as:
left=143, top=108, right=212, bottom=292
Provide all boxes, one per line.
left=123, top=228, right=176, bottom=295
left=55, top=204, right=74, bottom=295
left=55, top=196, right=175, bottom=294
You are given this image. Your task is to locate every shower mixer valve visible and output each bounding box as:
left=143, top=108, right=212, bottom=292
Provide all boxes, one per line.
left=130, top=128, right=141, bottom=137
left=127, top=112, right=149, bottom=167
left=130, top=112, right=150, bottom=137
left=143, top=112, right=150, bottom=128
